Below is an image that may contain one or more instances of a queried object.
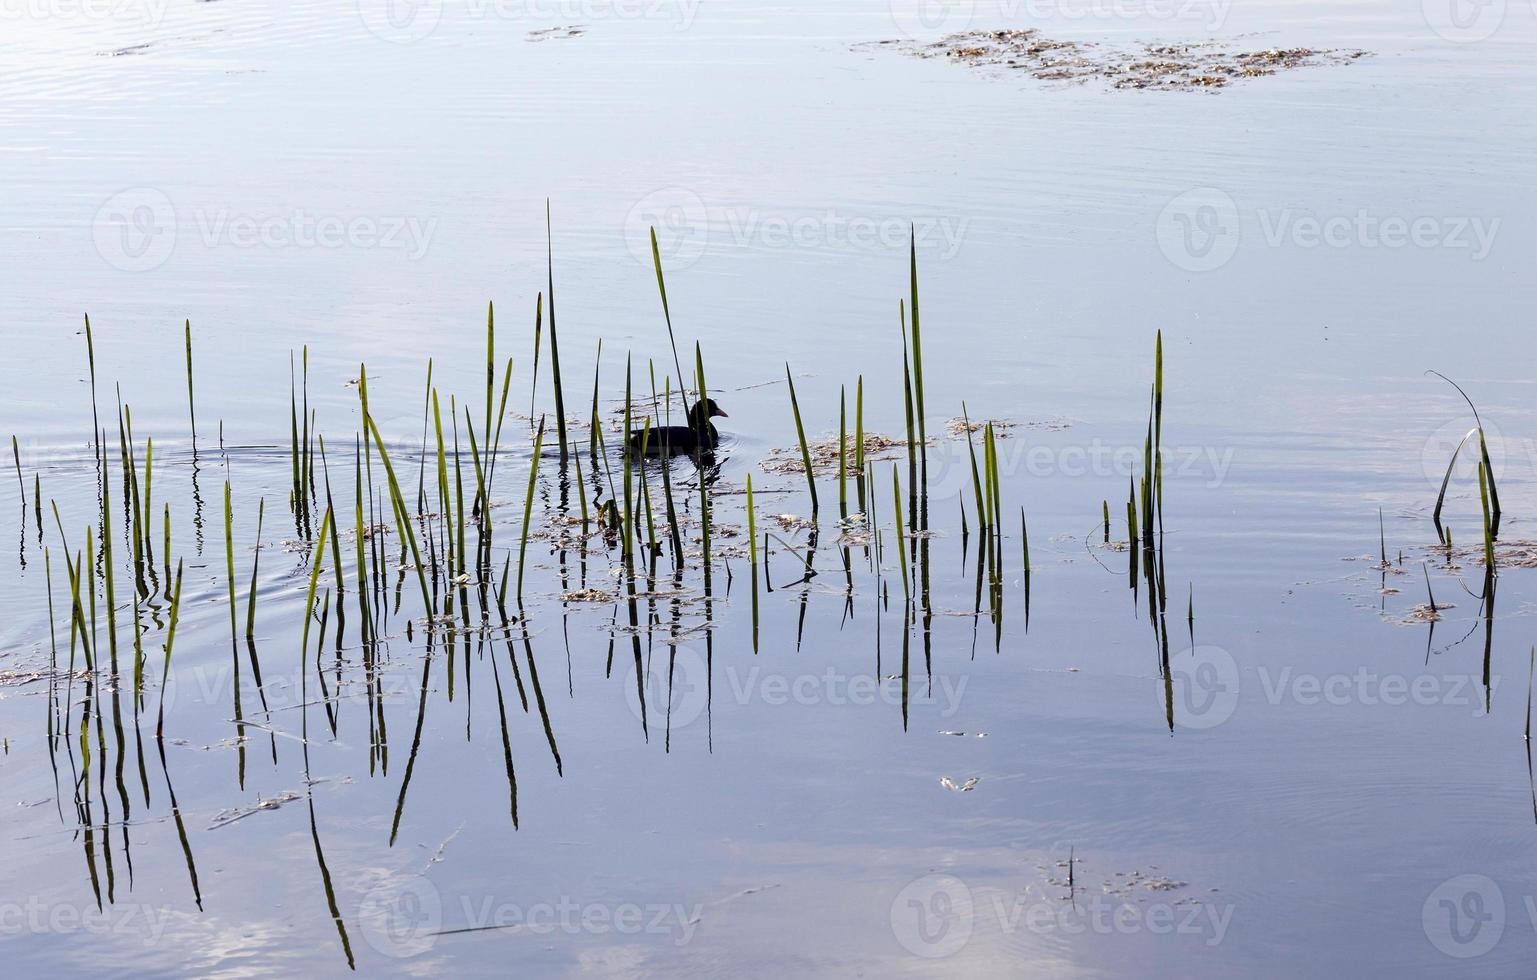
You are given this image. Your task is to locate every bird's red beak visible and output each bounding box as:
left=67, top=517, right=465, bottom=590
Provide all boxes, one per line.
left=712, top=407, right=729, bottom=418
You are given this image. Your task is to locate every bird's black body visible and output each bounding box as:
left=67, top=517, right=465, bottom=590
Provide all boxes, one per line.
left=628, top=398, right=728, bottom=455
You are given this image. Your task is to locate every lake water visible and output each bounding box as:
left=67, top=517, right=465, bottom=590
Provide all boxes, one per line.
left=2, top=0, right=1536, bottom=975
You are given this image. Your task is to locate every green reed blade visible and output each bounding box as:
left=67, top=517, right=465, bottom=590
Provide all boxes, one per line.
left=622, top=359, right=634, bottom=561
left=747, top=473, right=757, bottom=566
left=839, top=385, right=848, bottom=516
left=10, top=435, right=22, bottom=516
left=432, top=389, right=451, bottom=575
left=246, top=498, right=264, bottom=639
left=892, top=465, right=908, bottom=599
left=416, top=358, right=432, bottom=513
left=855, top=373, right=865, bottom=472
left=289, top=354, right=302, bottom=517
left=908, top=231, right=926, bottom=445
left=530, top=293, right=543, bottom=422
left=155, top=559, right=184, bottom=738
left=300, top=508, right=334, bottom=669
left=363, top=411, right=432, bottom=617
left=485, top=300, right=495, bottom=472
left=223, top=481, right=239, bottom=652
left=451, top=401, right=466, bottom=589
left=589, top=339, right=603, bottom=461
left=785, top=364, right=818, bottom=512
left=1432, top=428, right=1475, bottom=542
left=1478, top=457, right=1495, bottom=571
left=1020, top=506, right=1030, bottom=574
left=100, top=432, right=118, bottom=674
left=302, top=346, right=311, bottom=504
left=961, top=403, right=986, bottom=530
left=353, top=437, right=373, bottom=643
left=695, top=343, right=713, bottom=572
left=184, top=320, right=197, bottom=445
left=650, top=226, right=693, bottom=420
left=517, top=417, right=547, bottom=600
left=545, top=202, right=569, bottom=460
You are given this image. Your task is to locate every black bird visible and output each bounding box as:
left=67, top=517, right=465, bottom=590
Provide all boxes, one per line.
left=628, top=398, right=728, bottom=455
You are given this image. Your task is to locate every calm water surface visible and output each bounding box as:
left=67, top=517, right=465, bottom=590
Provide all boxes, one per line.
left=2, top=0, right=1536, bottom=975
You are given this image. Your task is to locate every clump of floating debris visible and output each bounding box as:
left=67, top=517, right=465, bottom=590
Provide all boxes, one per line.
left=762, top=431, right=906, bottom=476
left=867, top=30, right=1367, bottom=91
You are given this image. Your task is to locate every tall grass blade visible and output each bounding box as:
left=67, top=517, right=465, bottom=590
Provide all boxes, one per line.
left=785, top=364, right=818, bottom=512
